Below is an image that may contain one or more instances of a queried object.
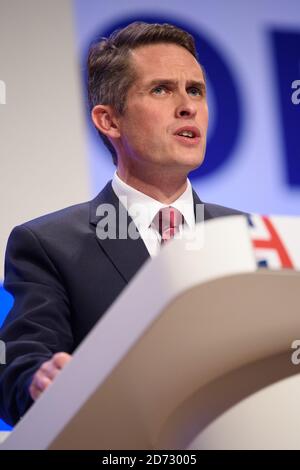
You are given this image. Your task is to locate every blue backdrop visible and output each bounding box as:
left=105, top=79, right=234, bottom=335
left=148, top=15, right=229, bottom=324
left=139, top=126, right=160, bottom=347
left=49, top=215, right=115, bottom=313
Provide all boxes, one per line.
left=0, top=285, right=14, bottom=430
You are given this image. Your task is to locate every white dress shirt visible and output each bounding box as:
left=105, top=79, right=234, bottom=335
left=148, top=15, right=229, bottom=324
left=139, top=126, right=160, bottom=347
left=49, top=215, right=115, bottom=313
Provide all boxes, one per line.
left=111, top=171, right=196, bottom=257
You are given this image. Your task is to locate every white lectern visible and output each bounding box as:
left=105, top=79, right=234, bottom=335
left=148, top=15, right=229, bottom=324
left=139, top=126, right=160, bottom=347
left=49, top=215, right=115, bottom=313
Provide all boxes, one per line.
left=1, top=215, right=300, bottom=449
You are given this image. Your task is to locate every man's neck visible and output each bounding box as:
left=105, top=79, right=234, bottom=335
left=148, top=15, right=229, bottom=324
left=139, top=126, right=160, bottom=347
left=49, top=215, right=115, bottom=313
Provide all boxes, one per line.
left=116, top=166, right=188, bottom=205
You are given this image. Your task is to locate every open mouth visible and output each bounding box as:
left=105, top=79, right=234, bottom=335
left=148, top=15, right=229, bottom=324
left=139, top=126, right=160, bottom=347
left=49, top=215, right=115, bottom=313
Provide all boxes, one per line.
left=174, top=127, right=201, bottom=145
left=176, top=130, right=196, bottom=138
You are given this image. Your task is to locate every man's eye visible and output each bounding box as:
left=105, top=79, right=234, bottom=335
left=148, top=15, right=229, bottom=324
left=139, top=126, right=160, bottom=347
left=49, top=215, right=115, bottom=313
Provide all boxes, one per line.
left=188, top=87, right=202, bottom=96
left=152, top=86, right=167, bottom=95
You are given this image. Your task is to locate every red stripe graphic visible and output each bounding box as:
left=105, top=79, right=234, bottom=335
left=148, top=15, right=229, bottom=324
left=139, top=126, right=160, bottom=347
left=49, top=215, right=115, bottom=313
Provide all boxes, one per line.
left=252, top=216, right=294, bottom=269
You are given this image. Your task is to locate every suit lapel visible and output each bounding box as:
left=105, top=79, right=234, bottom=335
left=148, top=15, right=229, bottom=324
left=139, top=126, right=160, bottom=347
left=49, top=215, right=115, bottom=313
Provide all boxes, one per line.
left=90, top=182, right=209, bottom=284
left=192, top=188, right=212, bottom=222
left=89, top=181, right=150, bottom=284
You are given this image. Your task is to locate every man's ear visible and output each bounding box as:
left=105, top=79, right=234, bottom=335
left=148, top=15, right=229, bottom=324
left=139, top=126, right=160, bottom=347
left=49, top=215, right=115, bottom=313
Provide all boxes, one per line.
left=91, top=105, right=121, bottom=138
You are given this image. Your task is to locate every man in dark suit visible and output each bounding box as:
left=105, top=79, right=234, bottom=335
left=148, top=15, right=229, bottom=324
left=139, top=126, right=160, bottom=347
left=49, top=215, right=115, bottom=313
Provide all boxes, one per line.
left=0, top=22, right=243, bottom=426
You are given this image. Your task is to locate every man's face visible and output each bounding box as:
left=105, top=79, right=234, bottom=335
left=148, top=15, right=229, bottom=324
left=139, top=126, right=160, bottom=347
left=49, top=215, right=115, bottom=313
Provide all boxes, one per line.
left=116, top=43, right=208, bottom=173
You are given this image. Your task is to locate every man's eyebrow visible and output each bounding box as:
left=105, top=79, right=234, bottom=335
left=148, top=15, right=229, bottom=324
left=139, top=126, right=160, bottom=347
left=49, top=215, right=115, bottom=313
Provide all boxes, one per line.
left=143, top=79, right=206, bottom=89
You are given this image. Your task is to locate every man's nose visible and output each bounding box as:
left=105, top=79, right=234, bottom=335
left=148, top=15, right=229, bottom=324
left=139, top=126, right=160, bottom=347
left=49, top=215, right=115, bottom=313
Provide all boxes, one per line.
left=175, top=93, right=197, bottom=119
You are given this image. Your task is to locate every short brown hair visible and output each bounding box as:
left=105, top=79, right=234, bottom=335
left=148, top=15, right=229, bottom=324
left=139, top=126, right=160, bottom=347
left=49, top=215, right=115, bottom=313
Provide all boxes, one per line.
left=88, top=21, right=199, bottom=165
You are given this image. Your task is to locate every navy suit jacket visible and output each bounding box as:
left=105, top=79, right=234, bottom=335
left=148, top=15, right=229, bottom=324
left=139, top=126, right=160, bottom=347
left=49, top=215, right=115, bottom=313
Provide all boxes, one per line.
left=0, top=181, right=244, bottom=425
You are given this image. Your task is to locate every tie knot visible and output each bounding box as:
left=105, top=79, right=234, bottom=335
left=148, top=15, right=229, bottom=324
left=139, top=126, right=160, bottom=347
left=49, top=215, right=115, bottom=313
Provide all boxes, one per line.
left=153, top=206, right=184, bottom=244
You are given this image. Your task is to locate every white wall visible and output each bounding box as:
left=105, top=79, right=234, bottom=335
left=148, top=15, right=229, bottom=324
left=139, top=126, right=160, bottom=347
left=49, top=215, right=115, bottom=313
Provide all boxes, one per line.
left=0, top=0, right=89, bottom=279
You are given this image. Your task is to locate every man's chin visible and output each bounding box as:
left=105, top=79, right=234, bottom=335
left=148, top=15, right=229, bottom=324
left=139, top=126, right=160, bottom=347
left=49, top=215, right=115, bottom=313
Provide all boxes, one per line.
left=173, top=153, right=205, bottom=171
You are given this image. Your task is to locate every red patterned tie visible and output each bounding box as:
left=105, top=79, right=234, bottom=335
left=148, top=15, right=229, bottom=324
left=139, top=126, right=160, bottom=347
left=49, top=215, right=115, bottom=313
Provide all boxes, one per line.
left=157, top=206, right=184, bottom=245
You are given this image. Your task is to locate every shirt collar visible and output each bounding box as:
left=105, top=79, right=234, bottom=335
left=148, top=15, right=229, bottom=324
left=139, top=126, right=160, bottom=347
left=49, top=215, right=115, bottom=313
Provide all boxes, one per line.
left=111, top=171, right=195, bottom=231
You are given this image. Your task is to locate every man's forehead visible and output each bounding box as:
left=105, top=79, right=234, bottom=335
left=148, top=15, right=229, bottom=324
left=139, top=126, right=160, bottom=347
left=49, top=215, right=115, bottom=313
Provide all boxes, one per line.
left=130, top=44, right=204, bottom=84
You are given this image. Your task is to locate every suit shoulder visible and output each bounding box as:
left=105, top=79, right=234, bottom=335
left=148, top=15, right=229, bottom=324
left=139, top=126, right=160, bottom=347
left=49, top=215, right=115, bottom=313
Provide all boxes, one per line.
left=204, top=202, right=248, bottom=218
left=18, top=200, right=91, bottom=235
